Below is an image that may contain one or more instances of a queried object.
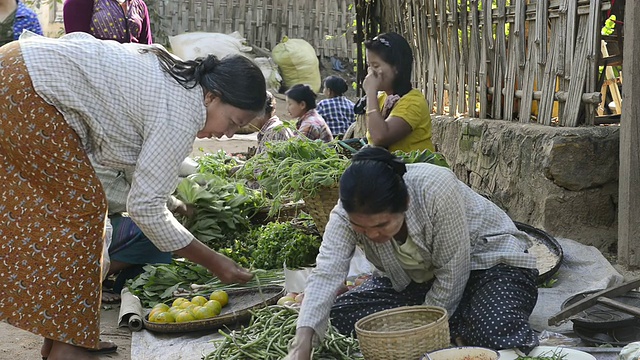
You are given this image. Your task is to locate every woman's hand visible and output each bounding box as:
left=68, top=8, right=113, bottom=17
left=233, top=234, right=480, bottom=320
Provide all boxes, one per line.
left=172, top=199, right=196, bottom=218
left=208, top=252, right=254, bottom=284
left=363, top=68, right=382, bottom=96
left=174, top=240, right=254, bottom=284
left=283, top=327, right=314, bottom=360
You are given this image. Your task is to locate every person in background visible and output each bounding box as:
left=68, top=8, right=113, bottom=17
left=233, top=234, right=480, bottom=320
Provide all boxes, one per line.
left=285, top=83, right=333, bottom=142
left=363, top=32, right=434, bottom=152
left=285, top=146, right=539, bottom=359
left=0, top=32, right=265, bottom=359
left=316, top=75, right=355, bottom=137
left=0, top=0, right=43, bottom=46
left=252, top=90, right=295, bottom=154
left=63, top=0, right=152, bottom=44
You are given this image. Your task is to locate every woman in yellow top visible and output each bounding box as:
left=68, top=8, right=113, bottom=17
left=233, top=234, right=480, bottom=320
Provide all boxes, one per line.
left=363, top=32, right=434, bottom=153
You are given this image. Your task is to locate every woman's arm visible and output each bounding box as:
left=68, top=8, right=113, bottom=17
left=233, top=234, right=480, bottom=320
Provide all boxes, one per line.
left=421, top=171, right=470, bottom=314
left=174, top=239, right=253, bottom=284
left=63, top=0, right=94, bottom=34
left=288, top=208, right=356, bottom=356
left=139, top=0, right=153, bottom=44
left=363, top=69, right=412, bottom=147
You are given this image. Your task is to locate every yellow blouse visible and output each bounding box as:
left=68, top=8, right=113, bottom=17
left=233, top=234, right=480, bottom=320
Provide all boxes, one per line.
left=366, top=89, right=435, bottom=153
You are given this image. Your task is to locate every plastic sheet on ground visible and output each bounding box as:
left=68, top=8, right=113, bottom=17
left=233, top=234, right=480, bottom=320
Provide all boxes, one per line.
left=130, top=237, right=624, bottom=358
left=529, top=237, right=624, bottom=334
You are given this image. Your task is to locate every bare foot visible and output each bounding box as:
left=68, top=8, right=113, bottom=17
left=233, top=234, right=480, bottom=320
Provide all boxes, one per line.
left=43, top=339, right=109, bottom=360
left=48, top=340, right=99, bottom=360
left=101, top=289, right=121, bottom=304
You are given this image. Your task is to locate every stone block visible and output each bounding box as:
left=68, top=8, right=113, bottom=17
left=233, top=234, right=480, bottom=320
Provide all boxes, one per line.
left=432, top=116, right=619, bottom=248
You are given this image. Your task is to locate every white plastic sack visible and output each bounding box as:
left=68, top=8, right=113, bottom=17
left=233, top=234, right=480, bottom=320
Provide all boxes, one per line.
left=619, top=341, right=640, bottom=360
left=254, top=56, right=282, bottom=91
left=169, top=31, right=252, bottom=61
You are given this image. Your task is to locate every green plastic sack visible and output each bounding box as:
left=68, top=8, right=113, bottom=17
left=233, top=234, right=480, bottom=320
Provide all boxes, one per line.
left=272, top=37, right=321, bottom=92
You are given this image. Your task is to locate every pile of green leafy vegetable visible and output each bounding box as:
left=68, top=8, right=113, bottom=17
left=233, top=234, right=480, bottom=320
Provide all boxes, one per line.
left=173, top=173, right=266, bottom=246
left=237, top=139, right=450, bottom=216
left=217, top=216, right=321, bottom=270
left=194, top=150, right=243, bottom=177
left=237, top=138, right=349, bottom=214
left=126, top=259, right=285, bottom=307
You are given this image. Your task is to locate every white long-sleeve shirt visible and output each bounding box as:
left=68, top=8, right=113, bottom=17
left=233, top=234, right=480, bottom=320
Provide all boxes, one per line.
left=20, top=32, right=205, bottom=252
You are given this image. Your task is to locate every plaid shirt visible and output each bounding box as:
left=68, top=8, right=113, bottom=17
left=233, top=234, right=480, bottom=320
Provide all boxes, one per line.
left=296, top=163, right=537, bottom=344
left=316, top=96, right=355, bottom=135
left=20, top=33, right=204, bottom=253
left=296, top=109, right=334, bottom=142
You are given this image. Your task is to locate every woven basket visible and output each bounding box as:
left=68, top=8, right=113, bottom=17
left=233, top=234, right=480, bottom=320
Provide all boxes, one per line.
left=301, top=185, right=339, bottom=234
left=355, top=306, right=450, bottom=360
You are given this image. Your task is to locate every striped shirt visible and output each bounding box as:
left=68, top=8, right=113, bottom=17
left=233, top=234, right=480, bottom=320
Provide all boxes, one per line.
left=316, top=96, right=355, bottom=135
left=19, top=32, right=205, bottom=252
left=296, top=163, right=537, bottom=344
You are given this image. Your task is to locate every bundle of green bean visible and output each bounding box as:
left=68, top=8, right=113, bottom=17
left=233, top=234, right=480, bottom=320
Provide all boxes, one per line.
left=205, top=306, right=362, bottom=360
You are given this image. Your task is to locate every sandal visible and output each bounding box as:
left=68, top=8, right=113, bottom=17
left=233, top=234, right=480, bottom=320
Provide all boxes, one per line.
left=42, top=340, right=117, bottom=359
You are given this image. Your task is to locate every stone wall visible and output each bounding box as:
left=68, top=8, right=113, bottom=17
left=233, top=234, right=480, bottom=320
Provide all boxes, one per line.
left=432, top=116, right=620, bottom=249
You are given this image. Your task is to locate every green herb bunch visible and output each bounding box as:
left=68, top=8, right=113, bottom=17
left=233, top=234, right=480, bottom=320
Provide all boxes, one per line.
left=174, top=173, right=266, bottom=246
left=237, top=138, right=349, bottom=215
left=194, top=150, right=243, bottom=178
left=250, top=220, right=322, bottom=270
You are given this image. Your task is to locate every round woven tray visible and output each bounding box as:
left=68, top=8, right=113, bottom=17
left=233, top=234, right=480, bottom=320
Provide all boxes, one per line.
left=355, top=305, right=450, bottom=360
left=513, top=221, right=563, bottom=285
left=143, top=285, right=285, bottom=333
left=302, top=185, right=339, bottom=234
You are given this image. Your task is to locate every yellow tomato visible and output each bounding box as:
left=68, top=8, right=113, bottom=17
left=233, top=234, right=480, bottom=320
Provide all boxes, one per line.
left=175, top=310, right=196, bottom=323
left=172, top=297, right=189, bottom=308
left=193, top=306, right=217, bottom=320
left=204, top=300, right=222, bottom=315
left=191, top=295, right=208, bottom=306
left=209, top=290, right=229, bottom=307
left=152, top=311, right=176, bottom=323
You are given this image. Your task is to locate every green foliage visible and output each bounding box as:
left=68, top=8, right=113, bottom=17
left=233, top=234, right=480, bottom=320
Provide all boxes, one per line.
left=250, top=220, right=322, bottom=270
left=126, top=259, right=285, bottom=307
left=174, top=173, right=266, bottom=247
left=237, top=138, right=349, bottom=215
left=194, top=150, right=242, bottom=178
left=538, top=277, right=558, bottom=288
left=394, top=149, right=450, bottom=168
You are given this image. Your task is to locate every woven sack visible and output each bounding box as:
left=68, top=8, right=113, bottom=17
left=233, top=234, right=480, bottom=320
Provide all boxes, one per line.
left=355, top=305, right=450, bottom=360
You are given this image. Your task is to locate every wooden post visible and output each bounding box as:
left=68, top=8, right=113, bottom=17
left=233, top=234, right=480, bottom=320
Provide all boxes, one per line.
left=618, top=0, right=640, bottom=268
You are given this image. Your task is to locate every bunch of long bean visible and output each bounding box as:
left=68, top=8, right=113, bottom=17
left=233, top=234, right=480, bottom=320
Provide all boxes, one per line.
left=205, top=306, right=362, bottom=360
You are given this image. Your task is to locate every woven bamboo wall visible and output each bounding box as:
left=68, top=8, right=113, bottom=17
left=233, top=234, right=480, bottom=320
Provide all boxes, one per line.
left=378, top=0, right=613, bottom=127
left=150, top=0, right=356, bottom=58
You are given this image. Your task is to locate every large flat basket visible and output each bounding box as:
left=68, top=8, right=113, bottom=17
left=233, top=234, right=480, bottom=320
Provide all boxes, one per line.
left=143, top=285, right=285, bottom=333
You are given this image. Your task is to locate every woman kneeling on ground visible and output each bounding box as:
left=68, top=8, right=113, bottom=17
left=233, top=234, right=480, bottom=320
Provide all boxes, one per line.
left=285, top=146, right=540, bottom=360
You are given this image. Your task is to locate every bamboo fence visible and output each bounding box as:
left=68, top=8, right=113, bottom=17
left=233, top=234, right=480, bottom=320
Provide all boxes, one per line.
left=375, top=0, right=614, bottom=127
left=147, top=0, right=356, bottom=58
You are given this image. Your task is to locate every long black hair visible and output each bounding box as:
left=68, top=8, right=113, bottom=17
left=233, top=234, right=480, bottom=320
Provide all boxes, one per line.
left=141, top=48, right=266, bottom=112
left=285, top=83, right=317, bottom=110
left=340, top=146, right=409, bottom=214
left=364, top=32, right=413, bottom=97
